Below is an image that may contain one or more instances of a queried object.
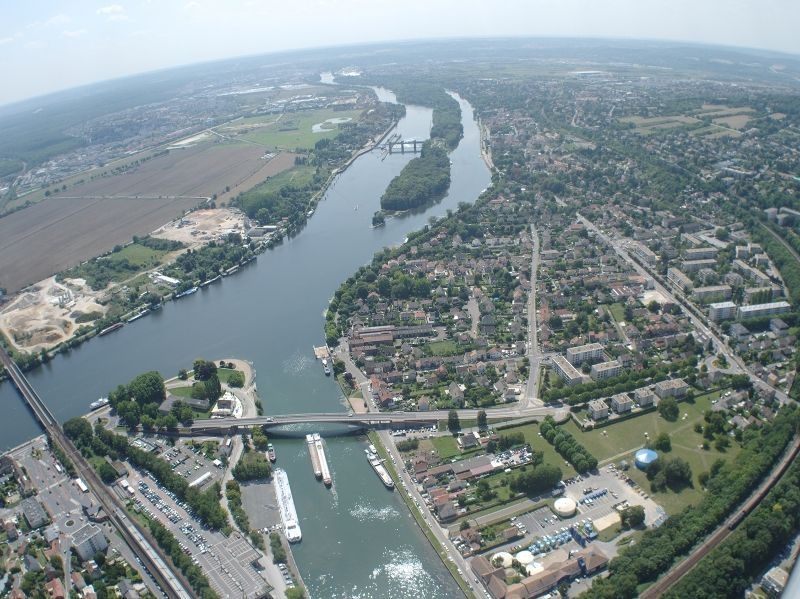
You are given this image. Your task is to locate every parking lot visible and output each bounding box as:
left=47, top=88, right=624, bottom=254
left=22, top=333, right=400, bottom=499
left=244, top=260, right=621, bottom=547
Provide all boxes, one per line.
left=160, top=440, right=223, bottom=489
left=126, top=467, right=271, bottom=598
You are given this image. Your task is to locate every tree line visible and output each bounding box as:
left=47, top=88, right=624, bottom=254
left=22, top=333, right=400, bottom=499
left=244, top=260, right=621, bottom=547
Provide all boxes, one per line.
left=582, top=405, right=799, bottom=598
left=540, top=416, right=598, bottom=473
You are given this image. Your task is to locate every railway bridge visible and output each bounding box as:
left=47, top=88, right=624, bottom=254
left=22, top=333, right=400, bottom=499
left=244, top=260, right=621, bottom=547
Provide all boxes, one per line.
left=0, top=348, right=193, bottom=599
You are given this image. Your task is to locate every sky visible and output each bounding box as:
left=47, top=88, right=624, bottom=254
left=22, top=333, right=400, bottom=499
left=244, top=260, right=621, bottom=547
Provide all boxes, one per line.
left=1, top=0, right=799, bottom=106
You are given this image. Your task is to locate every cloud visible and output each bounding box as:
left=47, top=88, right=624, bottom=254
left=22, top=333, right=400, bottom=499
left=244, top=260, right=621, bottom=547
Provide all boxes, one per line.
left=97, top=4, right=124, bottom=15
left=44, top=14, right=71, bottom=27
left=184, top=2, right=200, bottom=10
left=0, top=36, right=15, bottom=45
left=97, top=5, right=129, bottom=22
left=62, top=29, right=88, bottom=38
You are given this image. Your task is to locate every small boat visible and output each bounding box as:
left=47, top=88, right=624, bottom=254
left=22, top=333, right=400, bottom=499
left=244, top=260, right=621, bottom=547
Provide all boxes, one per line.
left=90, top=397, right=109, bottom=411
left=174, top=286, right=198, bottom=299
left=322, top=358, right=331, bottom=376
left=98, top=322, right=124, bottom=336
left=127, top=308, right=150, bottom=323
left=267, top=443, right=276, bottom=463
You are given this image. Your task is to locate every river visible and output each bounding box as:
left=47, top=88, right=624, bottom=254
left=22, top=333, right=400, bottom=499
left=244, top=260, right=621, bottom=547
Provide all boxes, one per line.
left=0, top=82, right=491, bottom=598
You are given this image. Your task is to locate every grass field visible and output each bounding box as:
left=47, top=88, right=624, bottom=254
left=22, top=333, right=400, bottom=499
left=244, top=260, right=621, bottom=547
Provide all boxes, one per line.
left=608, top=302, right=626, bottom=323
left=235, top=108, right=362, bottom=150
left=426, top=339, right=459, bottom=356
left=618, top=115, right=699, bottom=134
left=563, top=389, right=741, bottom=513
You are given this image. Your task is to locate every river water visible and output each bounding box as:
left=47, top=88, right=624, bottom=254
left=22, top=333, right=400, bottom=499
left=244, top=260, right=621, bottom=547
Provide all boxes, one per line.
left=0, top=84, right=490, bottom=598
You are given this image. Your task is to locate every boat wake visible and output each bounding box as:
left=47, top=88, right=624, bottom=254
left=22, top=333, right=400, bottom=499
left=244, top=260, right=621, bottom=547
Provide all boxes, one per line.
left=349, top=502, right=400, bottom=522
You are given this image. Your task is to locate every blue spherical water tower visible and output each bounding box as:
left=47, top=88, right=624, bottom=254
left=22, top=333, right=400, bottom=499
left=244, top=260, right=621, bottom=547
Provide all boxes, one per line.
left=635, top=448, right=659, bottom=470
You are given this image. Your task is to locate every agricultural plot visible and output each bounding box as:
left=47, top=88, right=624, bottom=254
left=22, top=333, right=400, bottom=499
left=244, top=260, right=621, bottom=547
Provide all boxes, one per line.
left=229, top=108, right=363, bottom=150
left=0, top=196, right=200, bottom=293
left=618, top=115, right=699, bottom=134
left=47, top=141, right=285, bottom=201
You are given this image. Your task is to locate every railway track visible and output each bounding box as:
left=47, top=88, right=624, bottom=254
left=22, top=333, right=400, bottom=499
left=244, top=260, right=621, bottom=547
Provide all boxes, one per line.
left=0, top=348, right=192, bottom=599
left=640, top=434, right=800, bottom=598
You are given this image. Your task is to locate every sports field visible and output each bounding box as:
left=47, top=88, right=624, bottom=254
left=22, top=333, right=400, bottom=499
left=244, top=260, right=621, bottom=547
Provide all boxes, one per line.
left=229, top=108, right=362, bottom=150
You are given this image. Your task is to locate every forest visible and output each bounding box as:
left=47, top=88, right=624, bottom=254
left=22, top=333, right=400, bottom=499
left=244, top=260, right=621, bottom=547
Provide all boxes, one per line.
left=380, top=142, right=450, bottom=211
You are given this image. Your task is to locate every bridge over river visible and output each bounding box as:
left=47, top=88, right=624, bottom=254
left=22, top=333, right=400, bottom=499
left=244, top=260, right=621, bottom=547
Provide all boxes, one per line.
left=184, top=407, right=559, bottom=436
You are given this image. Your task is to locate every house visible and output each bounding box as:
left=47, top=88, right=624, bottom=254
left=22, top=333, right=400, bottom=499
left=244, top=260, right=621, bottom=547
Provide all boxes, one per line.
left=448, top=382, right=465, bottom=405
left=417, top=396, right=431, bottom=411
left=459, top=433, right=479, bottom=450
left=588, top=399, right=609, bottom=420
left=45, top=578, right=66, bottom=599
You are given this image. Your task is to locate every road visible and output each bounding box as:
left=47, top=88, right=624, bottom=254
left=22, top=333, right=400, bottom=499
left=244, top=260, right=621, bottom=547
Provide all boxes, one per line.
left=576, top=213, right=789, bottom=404
left=524, top=224, right=543, bottom=409
left=0, top=347, right=193, bottom=599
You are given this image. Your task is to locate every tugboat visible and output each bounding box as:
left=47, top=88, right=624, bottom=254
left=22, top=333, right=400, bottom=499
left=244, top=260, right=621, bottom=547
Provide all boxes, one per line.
left=267, top=443, right=277, bottom=463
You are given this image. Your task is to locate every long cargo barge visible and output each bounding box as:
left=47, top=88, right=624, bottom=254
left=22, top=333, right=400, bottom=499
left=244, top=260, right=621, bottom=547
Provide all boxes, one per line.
left=306, top=434, right=322, bottom=479
left=314, top=433, right=332, bottom=487
left=366, top=446, right=394, bottom=490
left=274, top=468, right=302, bottom=543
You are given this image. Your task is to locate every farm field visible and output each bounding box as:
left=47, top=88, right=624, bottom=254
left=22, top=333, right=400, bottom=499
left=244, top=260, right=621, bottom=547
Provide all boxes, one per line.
left=47, top=141, right=288, bottom=201
left=0, top=196, right=199, bottom=293
left=230, top=108, right=362, bottom=150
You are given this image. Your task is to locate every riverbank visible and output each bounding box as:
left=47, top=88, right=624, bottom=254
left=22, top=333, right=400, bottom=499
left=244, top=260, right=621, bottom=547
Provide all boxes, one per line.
left=367, top=431, right=474, bottom=599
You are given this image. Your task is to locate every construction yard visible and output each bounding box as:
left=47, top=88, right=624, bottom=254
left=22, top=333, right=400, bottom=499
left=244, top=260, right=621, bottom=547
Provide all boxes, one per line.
left=0, top=207, right=248, bottom=353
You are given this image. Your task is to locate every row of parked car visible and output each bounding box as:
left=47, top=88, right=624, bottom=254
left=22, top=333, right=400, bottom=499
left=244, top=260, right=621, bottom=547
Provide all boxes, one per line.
left=137, top=480, right=181, bottom=524
left=277, top=563, right=295, bottom=589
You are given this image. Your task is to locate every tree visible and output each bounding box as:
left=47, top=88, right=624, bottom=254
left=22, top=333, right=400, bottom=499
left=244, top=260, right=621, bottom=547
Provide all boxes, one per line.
left=204, top=374, right=222, bottom=402
left=653, top=432, right=672, bottom=452
left=447, top=410, right=461, bottom=435
left=620, top=505, right=645, bottom=529
left=658, top=397, right=680, bottom=422
left=97, top=461, right=119, bottom=484
left=64, top=417, right=93, bottom=447
left=128, top=371, right=166, bottom=405
left=477, top=410, right=488, bottom=431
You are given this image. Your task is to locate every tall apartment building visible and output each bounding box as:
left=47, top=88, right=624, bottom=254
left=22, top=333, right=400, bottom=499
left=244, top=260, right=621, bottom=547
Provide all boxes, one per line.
left=566, top=342, right=604, bottom=366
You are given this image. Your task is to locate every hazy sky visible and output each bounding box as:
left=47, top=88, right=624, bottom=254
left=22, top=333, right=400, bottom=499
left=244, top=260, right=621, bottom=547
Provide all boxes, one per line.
left=1, top=0, right=798, bottom=106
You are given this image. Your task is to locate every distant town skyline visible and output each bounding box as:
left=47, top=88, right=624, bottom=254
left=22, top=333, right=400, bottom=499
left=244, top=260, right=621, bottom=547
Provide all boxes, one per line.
left=1, top=0, right=799, bottom=106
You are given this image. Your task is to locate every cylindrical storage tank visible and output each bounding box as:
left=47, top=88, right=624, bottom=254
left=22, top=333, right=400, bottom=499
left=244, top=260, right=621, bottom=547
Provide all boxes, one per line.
left=635, top=448, right=659, bottom=470
left=553, top=497, right=577, bottom=518
left=491, top=552, right=513, bottom=568
left=515, top=550, right=534, bottom=566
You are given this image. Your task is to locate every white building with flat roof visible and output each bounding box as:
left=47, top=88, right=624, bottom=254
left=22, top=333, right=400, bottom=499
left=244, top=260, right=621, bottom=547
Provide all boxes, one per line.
left=709, top=301, right=737, bottom=322
left=588, top=399, right=609, bottom=420
left=566, top=343, right=604, bottom=366
left=590, top=360, right=622, bottom=381
left=737, top=301, right=791, bottom=320
left=551, top=355, right=585, bottom=386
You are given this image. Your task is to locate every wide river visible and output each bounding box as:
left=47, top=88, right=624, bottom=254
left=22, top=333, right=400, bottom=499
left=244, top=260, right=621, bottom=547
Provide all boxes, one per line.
left=0, top=84, right=491, bottom=598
